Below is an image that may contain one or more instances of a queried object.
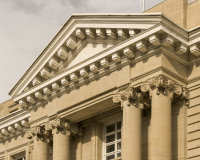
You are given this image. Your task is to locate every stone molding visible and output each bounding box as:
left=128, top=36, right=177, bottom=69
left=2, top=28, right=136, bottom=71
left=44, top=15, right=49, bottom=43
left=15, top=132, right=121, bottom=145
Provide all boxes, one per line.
left=141, top=75, right=190, bottom=106
left=112, top=85, right=150, bottom=110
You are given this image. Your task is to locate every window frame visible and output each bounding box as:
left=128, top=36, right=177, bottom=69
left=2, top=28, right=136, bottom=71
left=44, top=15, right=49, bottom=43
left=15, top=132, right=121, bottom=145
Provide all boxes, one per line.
left=103, top=118, right=122, bottom=160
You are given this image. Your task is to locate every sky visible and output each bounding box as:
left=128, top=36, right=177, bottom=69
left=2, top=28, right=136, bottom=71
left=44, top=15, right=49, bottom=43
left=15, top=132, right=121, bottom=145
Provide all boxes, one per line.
left=0, top=0, right=164, bottom=104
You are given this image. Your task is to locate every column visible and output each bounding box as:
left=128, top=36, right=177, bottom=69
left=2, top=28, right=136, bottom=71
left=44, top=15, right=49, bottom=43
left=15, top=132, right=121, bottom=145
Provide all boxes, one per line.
left=142, top=76, right=173, bottom=160
left=76, top=128, right=84, bottom=160
left=32, top=136, right=49, bottom=160
left=26, top=126, right=50, bottom=160
left=25, top=142, right=31, bottom=160
left=45, top=118, right=79, bottom=160
left=53, top=127, right=70, bottom=160
left=152, top=87, right=172, bottom=160
left=141, top=75, right=190, bottom=160
left=113, top=87, right=145, bottom=160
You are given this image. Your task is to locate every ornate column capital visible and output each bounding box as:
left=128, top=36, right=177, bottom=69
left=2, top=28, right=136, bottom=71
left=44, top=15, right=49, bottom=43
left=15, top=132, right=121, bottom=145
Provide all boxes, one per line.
left=25, top=125, right=50, bottom=141
left=44, top=118, right=82, bottom=137
left=141, top=75, right=190, bottom=106
left=112, top=86, right=150, bottom=110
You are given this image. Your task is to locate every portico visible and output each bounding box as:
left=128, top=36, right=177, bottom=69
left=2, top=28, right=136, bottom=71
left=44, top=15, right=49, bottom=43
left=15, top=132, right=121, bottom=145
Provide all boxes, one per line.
left=1, top=7, right=200, bottom=160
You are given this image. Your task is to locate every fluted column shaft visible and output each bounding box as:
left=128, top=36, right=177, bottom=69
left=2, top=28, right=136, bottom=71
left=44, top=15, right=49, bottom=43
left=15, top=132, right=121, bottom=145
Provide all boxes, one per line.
left=122, top=100, right=142, bottom=160
left=151, top=89, right=172, bottom=160
left=32, top=136, right=49, bottom=160
left=53, top=128, right=70, bottom=160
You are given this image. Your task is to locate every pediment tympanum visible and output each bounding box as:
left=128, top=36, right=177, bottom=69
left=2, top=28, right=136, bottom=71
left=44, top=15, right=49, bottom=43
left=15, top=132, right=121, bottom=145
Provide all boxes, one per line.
left=9, top=13, right=200, bottom=110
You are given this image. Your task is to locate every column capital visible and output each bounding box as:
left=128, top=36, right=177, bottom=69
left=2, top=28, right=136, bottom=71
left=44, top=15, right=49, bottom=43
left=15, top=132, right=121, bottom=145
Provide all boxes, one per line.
left=44, top=118, right=82, bottom=137
left=112, top=86, right=150, bottom=110
left=25, top=125, right=50, bottom=141
left=141, top=75, right=190, bottom=106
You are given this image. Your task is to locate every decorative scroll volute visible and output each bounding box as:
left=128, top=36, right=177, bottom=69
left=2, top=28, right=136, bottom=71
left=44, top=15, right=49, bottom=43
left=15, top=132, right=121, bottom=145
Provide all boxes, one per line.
left=51, top=118, right=65, bottom=129
left=113, top=86, right=137, bottom=108
left=25, top=130, right=33, bottom=139
left=180, top=87, right=190, bottom=106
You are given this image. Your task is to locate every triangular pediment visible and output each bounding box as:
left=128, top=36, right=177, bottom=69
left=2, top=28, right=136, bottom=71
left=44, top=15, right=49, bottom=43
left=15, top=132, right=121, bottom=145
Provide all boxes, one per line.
left=10, top=13, right=165, bottom=98
left=11, top=13, right=198, bottom=109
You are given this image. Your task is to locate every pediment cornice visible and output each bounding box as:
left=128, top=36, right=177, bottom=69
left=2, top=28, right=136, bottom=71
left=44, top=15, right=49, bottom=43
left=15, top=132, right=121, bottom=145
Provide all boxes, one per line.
left=9, top=13, right=200, bottom=110
left=10, top=13, right=166, bottom=97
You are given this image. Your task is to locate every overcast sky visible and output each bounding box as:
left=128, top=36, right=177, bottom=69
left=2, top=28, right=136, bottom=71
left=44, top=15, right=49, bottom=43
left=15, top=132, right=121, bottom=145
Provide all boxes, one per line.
left=0, top=0, right=164, bottom=104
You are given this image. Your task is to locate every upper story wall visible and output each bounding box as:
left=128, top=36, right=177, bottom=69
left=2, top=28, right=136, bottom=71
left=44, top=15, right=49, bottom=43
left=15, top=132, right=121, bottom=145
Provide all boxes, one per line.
left=145, top=0, right=188, bottom=28
left=0, top=99, right=21, bottom=119
left=187, top=0, right=200, bottom=29
left=145, top=0, right=200, bottom=30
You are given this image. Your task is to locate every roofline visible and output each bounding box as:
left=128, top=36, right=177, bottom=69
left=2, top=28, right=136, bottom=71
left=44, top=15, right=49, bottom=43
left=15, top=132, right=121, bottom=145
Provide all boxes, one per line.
left=8, top=12, right=188, bottom=96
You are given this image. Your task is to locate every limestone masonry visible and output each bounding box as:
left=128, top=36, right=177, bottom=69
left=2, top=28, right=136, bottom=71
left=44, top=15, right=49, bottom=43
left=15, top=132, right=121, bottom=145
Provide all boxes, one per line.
left=1, top=0, right=200, bottom=159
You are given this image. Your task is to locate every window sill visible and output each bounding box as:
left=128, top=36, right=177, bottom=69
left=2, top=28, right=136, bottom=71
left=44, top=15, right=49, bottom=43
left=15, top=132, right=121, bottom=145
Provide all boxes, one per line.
left=111, top=157, right=122, bottom=160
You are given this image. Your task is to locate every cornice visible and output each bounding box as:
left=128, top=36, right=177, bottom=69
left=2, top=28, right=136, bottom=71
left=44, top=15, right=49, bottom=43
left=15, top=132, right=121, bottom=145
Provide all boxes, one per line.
left=9, top=14, right=163, bottom=97
left=13, top=23, right=162, bottom=101
left=0, top=110, right=30, bottom=127
left=10, top=13, right=200, bottom=111
left=9, top=13, right=200, bottom=98
left=7, top=142, right=28, bottom=153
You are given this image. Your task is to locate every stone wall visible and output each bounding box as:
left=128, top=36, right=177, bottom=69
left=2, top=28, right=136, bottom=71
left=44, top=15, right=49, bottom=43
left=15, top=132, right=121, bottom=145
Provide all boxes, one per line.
left=187, top=84, right=200, bottom=159
left=145, top=0, right=188, bottom=28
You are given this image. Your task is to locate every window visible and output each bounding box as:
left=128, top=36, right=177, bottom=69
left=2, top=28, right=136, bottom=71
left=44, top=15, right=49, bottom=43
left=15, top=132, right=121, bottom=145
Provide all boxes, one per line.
left=104, top=119, right=121, bottom=160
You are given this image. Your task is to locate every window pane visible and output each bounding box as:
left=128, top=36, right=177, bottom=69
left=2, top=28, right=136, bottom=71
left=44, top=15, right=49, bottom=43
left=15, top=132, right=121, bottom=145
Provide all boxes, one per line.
left=117, top=152, right=121, bottom=157
left=106, top=154, right=115, bottom=160
left=117, top=142, right=121, bottom=150
left=117, top=132, right=121, bottom=140
left=106, top=124, right=115, bottom=133
left=117, top=121, right=121, bottom=130
left=106, top=144, right=115, bottom=153
left=106, top=134, right=115, bottom=143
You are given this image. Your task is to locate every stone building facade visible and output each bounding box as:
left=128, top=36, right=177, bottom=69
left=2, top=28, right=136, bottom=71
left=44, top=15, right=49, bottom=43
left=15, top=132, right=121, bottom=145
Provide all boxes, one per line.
left=0, top=0, right=200, bottom=160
